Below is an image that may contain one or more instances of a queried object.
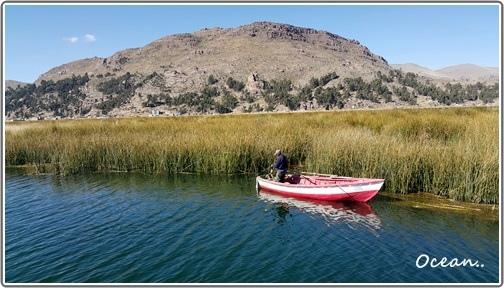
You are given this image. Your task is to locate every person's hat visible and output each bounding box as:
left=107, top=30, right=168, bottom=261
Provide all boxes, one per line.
left=274, top=149, right=281, bottom=155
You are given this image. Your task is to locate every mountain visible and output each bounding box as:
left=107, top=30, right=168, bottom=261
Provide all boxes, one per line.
left=5, top=22, right=499, bottom=120
left=35, top=21, right=389, bottom=88
left=391, top=63, right=499, bottom=82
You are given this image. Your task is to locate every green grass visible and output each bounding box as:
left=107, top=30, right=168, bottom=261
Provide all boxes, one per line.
left=5, top=106, right=499, bottom=203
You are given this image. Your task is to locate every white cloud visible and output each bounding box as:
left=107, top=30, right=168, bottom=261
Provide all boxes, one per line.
left=64, top=36, right=79, bottom=43
left=63, top=34, right=96, bottom=44
left=84, top=34, right=96, bottom=42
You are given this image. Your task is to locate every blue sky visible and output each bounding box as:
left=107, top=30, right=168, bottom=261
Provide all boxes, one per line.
left=2, top=2, right=501, bottom=83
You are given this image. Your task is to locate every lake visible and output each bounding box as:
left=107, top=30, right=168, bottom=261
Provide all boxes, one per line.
left=4, top=168, right=500, bottom=284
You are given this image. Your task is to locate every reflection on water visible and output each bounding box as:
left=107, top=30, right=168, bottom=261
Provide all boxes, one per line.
left=258, top=191, right=381, bottom=233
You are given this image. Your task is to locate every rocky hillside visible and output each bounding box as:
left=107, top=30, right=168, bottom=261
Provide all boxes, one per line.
left=5, top=21, right=499, bottom=120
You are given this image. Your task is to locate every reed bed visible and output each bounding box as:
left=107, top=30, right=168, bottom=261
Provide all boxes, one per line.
left=5, top=107, right=499, bottom=203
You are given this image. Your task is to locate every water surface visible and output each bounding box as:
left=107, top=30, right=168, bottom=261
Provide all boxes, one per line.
left=4, top=169, right=500, bottom=283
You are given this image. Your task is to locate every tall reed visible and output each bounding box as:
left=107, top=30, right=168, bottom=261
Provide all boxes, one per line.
left=5, top=107, right=499, bottom=203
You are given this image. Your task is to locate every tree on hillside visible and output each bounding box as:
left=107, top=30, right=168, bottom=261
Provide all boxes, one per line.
left=226, top=77, right=245, bottom=92
left=208, top=74, right=218, bottom=85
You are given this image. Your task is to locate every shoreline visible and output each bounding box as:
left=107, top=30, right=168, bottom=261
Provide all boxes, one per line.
left=4, top=102, right=499, bottom=124
left=5, top=165, right=499, bottom=221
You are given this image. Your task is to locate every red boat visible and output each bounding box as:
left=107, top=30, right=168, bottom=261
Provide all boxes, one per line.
left=256, top=172, right=384, bottom=202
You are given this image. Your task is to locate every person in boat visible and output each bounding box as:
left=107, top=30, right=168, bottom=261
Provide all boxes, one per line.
left=271, top=149, right=288, bottom=182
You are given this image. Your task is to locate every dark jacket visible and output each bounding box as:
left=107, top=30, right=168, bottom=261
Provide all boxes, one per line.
left=272, top=154, right=288, bottom=171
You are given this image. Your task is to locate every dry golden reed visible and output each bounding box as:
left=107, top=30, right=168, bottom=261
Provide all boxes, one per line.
left=5, top=107, right=499, bottom=203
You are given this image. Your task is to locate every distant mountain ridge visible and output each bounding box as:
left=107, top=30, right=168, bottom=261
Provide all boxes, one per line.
left=5, top=80, right=30, bottom=89
left=390, top=63, right=499, bottom=82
